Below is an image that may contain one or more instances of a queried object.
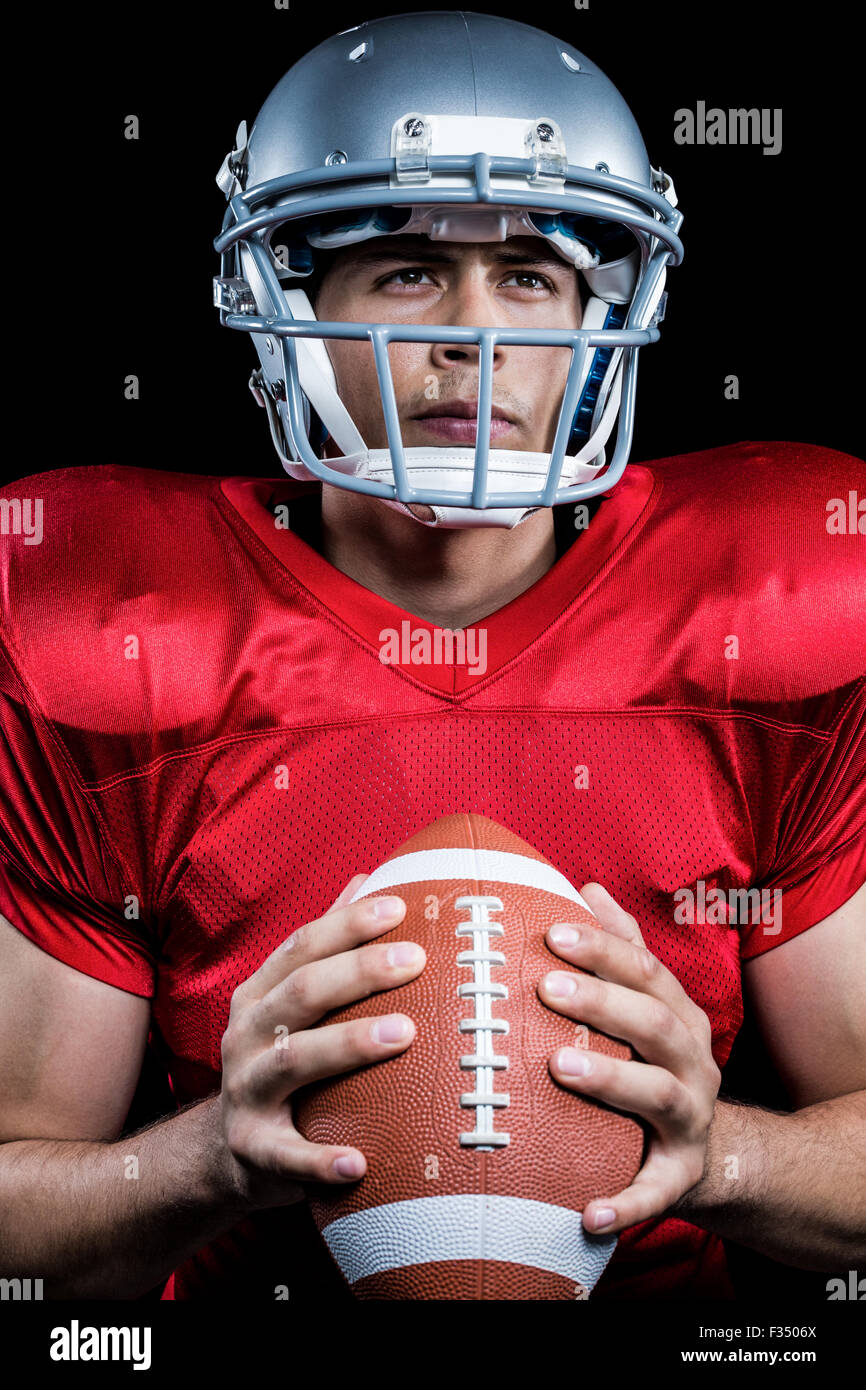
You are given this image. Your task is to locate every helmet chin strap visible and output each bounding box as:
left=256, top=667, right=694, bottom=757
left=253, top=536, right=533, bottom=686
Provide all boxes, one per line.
left=249, top=287, right=620, bottom=528
left=251, top=376, right=604, bottom=529
left=361, top=447, right=609, bottom=529
left=381, top=500, right=539, bottom=529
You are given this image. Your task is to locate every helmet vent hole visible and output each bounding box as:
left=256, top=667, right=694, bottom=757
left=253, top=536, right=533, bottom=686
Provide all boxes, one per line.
left=348, top=40, right=370, bottom=62
left=560, top=51, right=581, bottom=72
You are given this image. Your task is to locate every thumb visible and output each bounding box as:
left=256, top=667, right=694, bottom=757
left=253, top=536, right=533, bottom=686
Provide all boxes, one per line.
left=327, top=872, right=370, bottom=912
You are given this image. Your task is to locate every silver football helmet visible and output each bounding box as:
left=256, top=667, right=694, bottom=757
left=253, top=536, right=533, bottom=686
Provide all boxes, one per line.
left=214, top=11, right=683, bottom=528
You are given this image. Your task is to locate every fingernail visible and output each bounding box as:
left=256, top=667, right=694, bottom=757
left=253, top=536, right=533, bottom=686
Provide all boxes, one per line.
left=557, top=1047, right=592, bottom=1075
left=546, top=971, right=578, bottom=998
left=550, top=925, right=579, bottom=948
left=387, top=942, right=422, bottom=967
left=372, top=1014, right=409, bottom=1043
left=589, top=1207, right=616, bottom=1231
left=369, top=896, right=404, bottom=921
left=333, top=1154, right=364, bottom=1178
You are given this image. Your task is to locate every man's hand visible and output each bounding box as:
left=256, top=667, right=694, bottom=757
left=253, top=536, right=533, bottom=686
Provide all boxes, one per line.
left=538, top=882, right=721, bottom=1236
left=218, top=876, right=422, bottom=1211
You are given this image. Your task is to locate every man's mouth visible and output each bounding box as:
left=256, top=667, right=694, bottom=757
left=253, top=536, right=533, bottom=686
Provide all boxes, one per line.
left=412, top=399, right=516, bottom=445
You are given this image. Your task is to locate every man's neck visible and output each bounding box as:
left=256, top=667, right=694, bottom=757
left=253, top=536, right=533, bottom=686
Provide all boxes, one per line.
left=290, top=485, right=592, bottom=629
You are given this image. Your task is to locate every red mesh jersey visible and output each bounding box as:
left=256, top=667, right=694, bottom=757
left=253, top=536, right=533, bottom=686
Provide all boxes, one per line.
left=1, top=441, right=864, bottom=1301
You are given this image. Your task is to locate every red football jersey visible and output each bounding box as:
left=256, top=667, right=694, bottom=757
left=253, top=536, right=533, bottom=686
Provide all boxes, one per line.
left=1, top=441, right=864, bottom=1301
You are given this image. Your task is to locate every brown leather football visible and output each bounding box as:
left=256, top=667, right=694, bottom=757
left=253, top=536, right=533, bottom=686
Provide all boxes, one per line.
left=294, top=812, right=644, bottom=1299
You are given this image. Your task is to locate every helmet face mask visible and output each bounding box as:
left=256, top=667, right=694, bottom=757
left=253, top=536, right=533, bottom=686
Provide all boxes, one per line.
left=213, top=11, right=683, bottom=529
left=308, top=230, right=594, bottom=497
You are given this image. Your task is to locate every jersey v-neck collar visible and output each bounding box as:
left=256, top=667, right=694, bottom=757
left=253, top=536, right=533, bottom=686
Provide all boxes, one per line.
left=218, top=468, right=659, bottom=697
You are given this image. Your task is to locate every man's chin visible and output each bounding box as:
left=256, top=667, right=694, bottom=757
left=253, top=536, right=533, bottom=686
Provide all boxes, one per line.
left=321, top=473, right=435, bottom=524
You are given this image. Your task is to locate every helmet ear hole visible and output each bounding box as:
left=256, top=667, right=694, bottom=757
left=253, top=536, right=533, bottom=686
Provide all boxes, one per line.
left=577, top=272, right=590, bottom=319
left=566, top=297, right=627, bottom=461
left=303, top=248, right=340, bottom=314
left=308, top=405, right=328, bottom=456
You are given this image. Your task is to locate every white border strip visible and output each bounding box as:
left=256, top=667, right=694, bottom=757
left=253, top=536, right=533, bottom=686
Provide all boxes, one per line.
left=349, top=848, right=590, bottom=913
left=323, top=1194, right=616, bottom=1292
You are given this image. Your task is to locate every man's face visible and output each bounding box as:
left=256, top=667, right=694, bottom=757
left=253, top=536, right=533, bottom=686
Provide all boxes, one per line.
left=313, top=234, right=582, bottom=457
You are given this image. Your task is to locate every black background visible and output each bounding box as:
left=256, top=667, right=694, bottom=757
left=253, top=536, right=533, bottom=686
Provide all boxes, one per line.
left=18, top=0, right=860, bottom=490
left=8, top=0, right=863, bottom=1310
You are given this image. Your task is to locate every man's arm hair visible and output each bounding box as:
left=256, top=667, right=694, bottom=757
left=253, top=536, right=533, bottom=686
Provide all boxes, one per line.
left=0, top=1094, right=251, bottom=1299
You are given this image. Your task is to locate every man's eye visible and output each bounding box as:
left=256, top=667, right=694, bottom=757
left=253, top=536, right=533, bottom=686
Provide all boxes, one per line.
left=381, top=268, right=435, bottom=287
left=503, top=272, right=553, bottom=291
left=378, top=267, right=554, bottom=291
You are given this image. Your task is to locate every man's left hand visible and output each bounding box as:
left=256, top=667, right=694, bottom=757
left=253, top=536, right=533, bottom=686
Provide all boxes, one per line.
left=538, top=882, right=722, bottom=1235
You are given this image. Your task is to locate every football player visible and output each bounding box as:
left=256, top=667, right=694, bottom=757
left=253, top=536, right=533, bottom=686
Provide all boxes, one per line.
left=1, top=11, right=863, bottom=1301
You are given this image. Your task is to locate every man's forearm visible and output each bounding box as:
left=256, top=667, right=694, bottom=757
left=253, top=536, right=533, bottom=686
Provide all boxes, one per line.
left=676, top=1090, right=866, bottom=1270
left=0, top=1095, right=253, bottom=1298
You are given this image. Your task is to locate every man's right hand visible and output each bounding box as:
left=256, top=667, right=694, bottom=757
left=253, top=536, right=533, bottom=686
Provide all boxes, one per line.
left=217, top=875, right=424, bottom=1211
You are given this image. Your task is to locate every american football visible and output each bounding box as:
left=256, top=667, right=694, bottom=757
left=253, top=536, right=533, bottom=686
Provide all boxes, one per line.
left=294, top=812, right=645, bottom=1299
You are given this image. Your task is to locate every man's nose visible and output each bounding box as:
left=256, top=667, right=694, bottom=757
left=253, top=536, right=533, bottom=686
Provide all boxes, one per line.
left=429, top=282, right=506, bottom=371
